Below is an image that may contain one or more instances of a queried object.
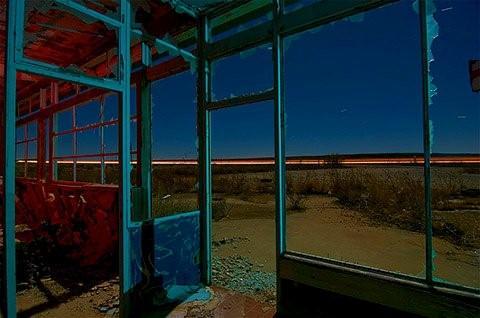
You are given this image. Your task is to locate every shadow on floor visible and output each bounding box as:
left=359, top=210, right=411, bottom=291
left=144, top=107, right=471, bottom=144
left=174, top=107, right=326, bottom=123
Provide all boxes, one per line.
left=143, top=286, right=276, bottom=318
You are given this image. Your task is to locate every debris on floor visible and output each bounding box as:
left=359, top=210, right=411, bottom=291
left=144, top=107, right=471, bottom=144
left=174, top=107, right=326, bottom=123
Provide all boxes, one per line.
left=164, top=286, right=275, bottom=318
left=212, top=256, right=276, bottom=305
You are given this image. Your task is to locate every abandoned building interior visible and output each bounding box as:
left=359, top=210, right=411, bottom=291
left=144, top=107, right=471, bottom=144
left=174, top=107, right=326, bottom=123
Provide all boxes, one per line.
left=0, top=0, right=479, bottom=317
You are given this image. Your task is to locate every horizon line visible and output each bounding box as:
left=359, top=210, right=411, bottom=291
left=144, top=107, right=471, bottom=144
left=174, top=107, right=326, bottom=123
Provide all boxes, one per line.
left=15, top=154, right=480, bottom=166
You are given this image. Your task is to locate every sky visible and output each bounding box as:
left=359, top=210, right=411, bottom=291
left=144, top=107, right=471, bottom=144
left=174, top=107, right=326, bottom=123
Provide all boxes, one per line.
left=17, top=0, right=480, bottom=160
left=153, top=0, right=480, bottom=159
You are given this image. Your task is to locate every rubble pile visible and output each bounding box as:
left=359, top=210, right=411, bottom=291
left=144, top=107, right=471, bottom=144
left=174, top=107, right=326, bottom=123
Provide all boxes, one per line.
left=212, top=255, right=276, bottom=304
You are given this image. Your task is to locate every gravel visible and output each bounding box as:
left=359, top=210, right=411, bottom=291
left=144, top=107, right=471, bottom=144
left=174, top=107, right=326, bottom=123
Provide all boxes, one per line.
left=212, top=255, right=276, bottom=300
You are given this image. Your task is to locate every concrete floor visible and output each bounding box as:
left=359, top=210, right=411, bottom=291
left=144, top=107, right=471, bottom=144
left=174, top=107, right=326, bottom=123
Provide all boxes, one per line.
left=158, top=286, right=276, bottom=318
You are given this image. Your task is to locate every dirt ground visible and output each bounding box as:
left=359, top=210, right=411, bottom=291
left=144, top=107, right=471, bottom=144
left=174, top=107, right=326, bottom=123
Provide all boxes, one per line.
left=7, top=166, right=480, bottom=316
left=11, top=192, right=479, bottom=317
left=213, top=194, right=479, bottom=288
left=16, top=281, right=274, bottom=318
left=16, top=277, right=119, bottom=317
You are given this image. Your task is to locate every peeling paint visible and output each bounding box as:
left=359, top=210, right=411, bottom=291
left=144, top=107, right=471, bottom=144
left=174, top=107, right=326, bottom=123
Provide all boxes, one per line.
left=130, top=211, right=201, bottom=306
left=413, top=0, right=439, bottom=153
left=413, top=0, right=439, bottom=109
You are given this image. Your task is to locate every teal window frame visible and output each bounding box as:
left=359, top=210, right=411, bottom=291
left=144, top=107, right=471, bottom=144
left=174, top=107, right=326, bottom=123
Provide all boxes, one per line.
left=2, top=1, right=133, bottom=317
left=196, top=0, right=479, bottom=306
left=2, top=1, right=478, bottom=318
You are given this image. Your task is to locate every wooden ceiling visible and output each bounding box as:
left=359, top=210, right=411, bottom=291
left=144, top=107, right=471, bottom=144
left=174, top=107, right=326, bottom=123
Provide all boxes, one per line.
left=0, top=0, right=197, bottom=115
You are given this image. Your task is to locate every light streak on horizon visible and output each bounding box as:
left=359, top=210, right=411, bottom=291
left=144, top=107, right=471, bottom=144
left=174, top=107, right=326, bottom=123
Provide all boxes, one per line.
left=15, top=156, right=480, bottom=166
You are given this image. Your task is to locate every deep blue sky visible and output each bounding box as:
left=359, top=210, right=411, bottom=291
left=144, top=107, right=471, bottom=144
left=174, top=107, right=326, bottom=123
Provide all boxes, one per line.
left=163, top=0, right=479, bottom=159
left=17, top=0, right=479, bottom=160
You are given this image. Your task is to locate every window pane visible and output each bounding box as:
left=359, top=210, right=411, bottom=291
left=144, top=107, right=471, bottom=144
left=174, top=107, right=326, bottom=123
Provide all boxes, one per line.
left=103, top=125, right=118, bottom=154
left=76, top=162, right=102, bottom=183
left=27, top=122, right=37, bottom=139
left=212, top=45, right=273, bottom=101
left=105, top=156, right=120, bottom=185
left=28, top=141, right=37, bottom=159
left=430, top=0, right=480, bottom=289
left=104, top=93, right=119, bottom=121
left=55, top=134, right=74, bottom=157
left=76, top=100, right=101, bottom=127
left=16, top=126, right=25, bottom=141
left=57, top=109, right=73, bottom=133
left=76, top=128, right=100, bottom=156
left=16, top=143, right=25, bottom=160
left=285, top=1, right=426, bottom=277
left=151, top=72, right=199, bottom=218
left=211, top=102, right=276, bottom=303
left=16, top=143, right=27, bottom=179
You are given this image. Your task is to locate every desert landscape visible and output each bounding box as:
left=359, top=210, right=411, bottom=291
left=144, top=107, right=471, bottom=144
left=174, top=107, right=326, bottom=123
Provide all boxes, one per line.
left=209, top=164, right=479, bottom=295
left=3, top=160, right=479, bottom=316
left=143, top=162, right=479, bottom=293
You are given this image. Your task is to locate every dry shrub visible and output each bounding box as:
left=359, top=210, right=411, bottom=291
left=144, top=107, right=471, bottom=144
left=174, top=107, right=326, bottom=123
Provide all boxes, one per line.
left=152, top=195, right=197, bottom=218
left=154, top=174, right=196, bottom=196
left=432, top=173, right=463, bottom=211
left=173, top=176, right=196, bottom=193
left=462, top=166, right=480, bottom=175
left=329, top=170, right=367, bottom=207
left=286, top=175, right=307, bottom=211
left=213, top=174, right=254, bottom=195
left=329, top=169, right=425, bottom=231
left=286, top=173, right=329, bottom=195
left=212, top=198, right=233, bottom=221
left=329, top=168, right=477, bottom=246
left=257, top=177, right=274, bottom=194
left=287, top=192, right=306, bottom=211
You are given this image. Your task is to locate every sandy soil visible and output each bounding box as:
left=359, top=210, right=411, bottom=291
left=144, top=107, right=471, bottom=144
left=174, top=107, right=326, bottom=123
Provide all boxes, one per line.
left=16, top=282, right=275, bottom=318
left=9, top=176, right=479, bottom=317
left=213, top=195, right=479, bottom=288
left=16, top=277, right=119, bottom=318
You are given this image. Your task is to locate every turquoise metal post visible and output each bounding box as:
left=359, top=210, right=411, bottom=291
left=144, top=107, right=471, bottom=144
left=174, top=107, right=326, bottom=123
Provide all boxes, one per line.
left=15, top=58, right=123, bottom=92
left=14, top=0, right=25, bottom=61
left=273, top=0, right=286, bottom=308
left=139, top=42, right=152, bottom=220
left=419, top=0, right=433, bottom=284
left=2, top=0, right=19, bottom=316
left=55, top=0, right=122, bottom=28
left=118, top=0, right=133, bottom=316
left=197, top=14, right=213, bottom=285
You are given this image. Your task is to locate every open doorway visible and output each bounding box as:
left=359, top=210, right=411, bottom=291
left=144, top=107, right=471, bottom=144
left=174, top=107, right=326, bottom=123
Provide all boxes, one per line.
left=11, top=77, right=124, bottom=317
left=210, top=101, right=276, bottom=309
